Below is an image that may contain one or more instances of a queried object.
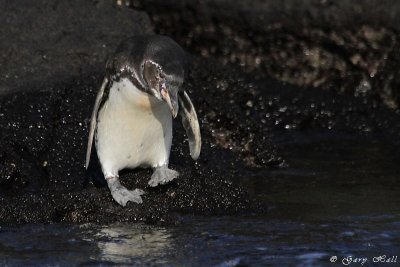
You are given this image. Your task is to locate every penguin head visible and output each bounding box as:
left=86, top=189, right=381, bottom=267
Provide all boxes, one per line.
left=108, top=35, right=187, bottom=118
left=142, top=37, right=186, bottom=118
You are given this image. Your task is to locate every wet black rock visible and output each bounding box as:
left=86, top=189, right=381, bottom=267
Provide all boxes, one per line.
left=373, top=41, right=400, bottom=109
left=0, top=67, right=262, bottom=224
left=130, top=0, right=400, bottom=109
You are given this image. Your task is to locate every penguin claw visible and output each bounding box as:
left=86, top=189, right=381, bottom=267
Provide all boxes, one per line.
left=107, top=178, right=144, bottom=206
left=149, top=166, right=179, bottom=187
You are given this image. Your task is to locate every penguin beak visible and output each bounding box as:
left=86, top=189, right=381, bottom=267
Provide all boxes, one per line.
left=160, top=83, right=179, bottom=118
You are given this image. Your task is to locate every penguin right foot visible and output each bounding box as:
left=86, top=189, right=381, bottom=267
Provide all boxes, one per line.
left=107, top=178, right=144, bottom=206
left=148, top=166, right=179, bottom=187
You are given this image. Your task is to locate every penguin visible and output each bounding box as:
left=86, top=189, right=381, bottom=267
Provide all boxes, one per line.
left=85, top=35, right=201, bottom=207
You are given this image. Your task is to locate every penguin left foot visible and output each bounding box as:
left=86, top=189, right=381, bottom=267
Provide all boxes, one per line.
left=107, top=178, right=145, bottom=206
left=148, top=166, right=179, bottom=187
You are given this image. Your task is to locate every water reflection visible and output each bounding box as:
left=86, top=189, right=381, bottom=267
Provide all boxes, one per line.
left=2, top=215, right=399, bottom=266
left=95, top=224, right=172, bottom=265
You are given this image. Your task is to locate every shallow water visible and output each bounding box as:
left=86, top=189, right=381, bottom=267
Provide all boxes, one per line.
left=1, top=131, right=399, bottom=266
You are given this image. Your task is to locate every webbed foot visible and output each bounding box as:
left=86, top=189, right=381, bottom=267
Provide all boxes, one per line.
left=107, top=178, right=144, bottom=207
left=148, top=166, right=179, bottom=187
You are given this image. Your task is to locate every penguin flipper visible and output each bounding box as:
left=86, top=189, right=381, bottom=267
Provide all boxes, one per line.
left=85, top=77, right=109, bottom=169
left=178, top=91, right=201, bottom=160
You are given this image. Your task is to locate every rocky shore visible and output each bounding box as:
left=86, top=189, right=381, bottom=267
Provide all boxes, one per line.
left=0, top=0, right=399, bottom=224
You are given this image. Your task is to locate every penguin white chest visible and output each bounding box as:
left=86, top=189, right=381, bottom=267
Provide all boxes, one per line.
left=95, top=78, right=173, bottom=175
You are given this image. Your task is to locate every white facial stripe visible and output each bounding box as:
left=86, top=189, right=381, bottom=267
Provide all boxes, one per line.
left=145, top=60, right=162, bottom=74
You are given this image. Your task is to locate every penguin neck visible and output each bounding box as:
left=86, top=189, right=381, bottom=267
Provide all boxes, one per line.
left=109, top=78, right=163, bottom=111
